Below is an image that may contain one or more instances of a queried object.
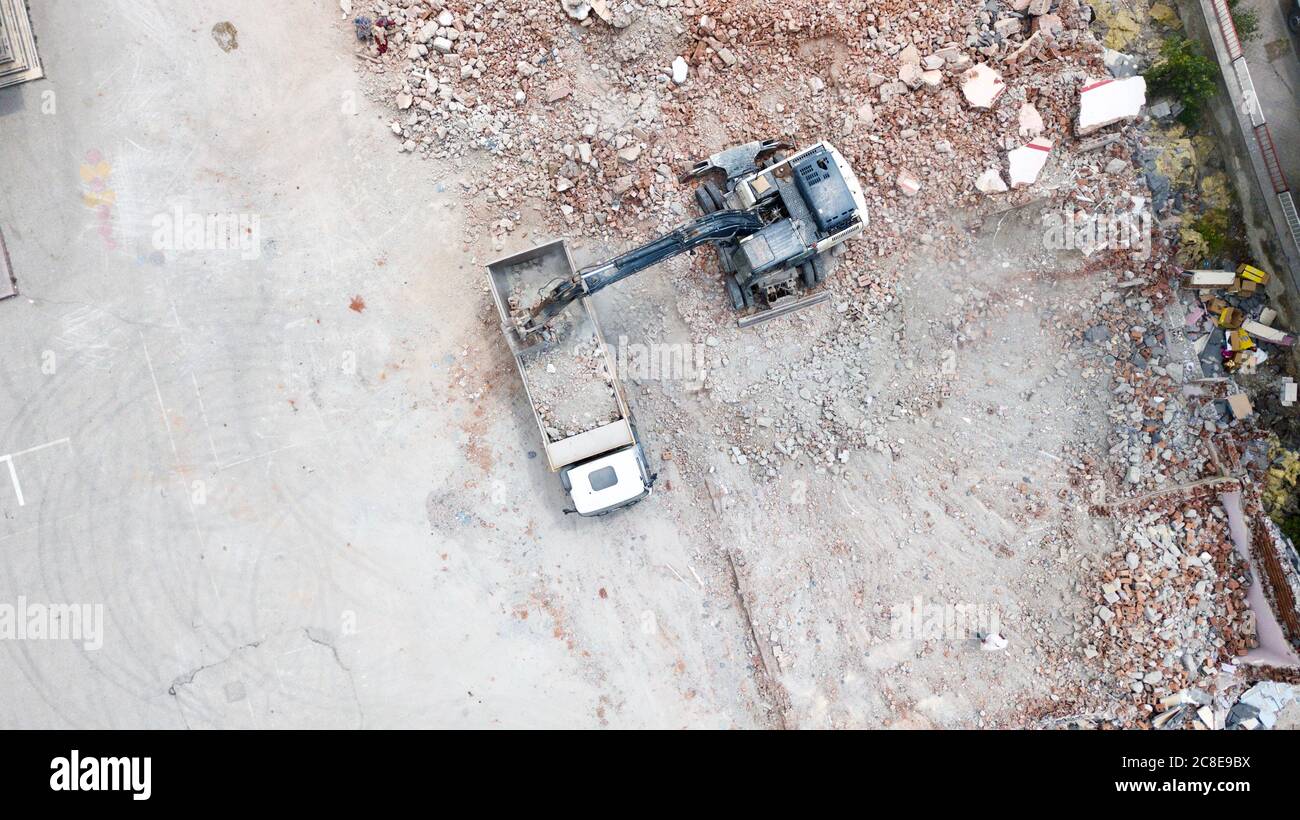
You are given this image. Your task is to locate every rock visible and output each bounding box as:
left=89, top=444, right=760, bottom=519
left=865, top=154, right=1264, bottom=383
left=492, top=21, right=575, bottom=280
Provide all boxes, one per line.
left=617, top=144, right=642, bottom=163
left=994, top=17, right=1023, bottom=38
left=899, top=63, right=924, bottom=89
left=878, top=81, right=908, bottom=103
left=1105, top=157, right=1128, bottom=175
left=417, top=22, right=439, bottom=43
left=432, top=37, right=453, bottom=53
left=975, top=168, right=1008, bottom=193
left=1085, top=325, right=1111, bottom=344
left=555, top=176, right=575, bottom=192
left=1007, top=137, right=1052, bottom=187
left=437, top=9, right=455, bottom=27
left=960, top=64, right=1005, bottom=109
left=920, top=70, right=943, bottom=90
left=898, top=44, right=920, bottom=65
left=1033, top=13, right=1064, bottom=37
left=672, top=56, right=689, bottom=85
left=717, top=48, right=737, bottom=67
left=561, top=0, right=591, bottom=21
left=1103, top=48, right=1140, bottom=79
left=516, top=60, right=538, bottom=77
left=546, top=82, right=573, bottom=103
left=396, top=92, right=413, bottom=110
left=896, top=170, right=921, bottom=196
left=1018, top=102, right=1043, bottom=139
left=856, top=101, right=876, bottom=128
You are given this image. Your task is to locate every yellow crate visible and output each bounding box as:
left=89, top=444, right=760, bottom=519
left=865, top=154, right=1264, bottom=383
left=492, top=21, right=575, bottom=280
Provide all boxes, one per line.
left=1228, top=329, right=1255, bottom=352
left=1236, top=264, right=1270, bottom=284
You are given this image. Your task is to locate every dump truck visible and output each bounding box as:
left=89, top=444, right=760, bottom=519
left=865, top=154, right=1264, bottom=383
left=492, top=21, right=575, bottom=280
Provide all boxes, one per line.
left=487, top=240, right=654, bottom=516
left=491, top=139, right=867, bottom=517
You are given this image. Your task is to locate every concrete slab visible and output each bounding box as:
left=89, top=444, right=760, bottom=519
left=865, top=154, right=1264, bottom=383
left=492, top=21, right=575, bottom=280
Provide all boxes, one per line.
left=0, top=0, right=43, bottom=88
left=1076, top=76, right=1146, bottom=135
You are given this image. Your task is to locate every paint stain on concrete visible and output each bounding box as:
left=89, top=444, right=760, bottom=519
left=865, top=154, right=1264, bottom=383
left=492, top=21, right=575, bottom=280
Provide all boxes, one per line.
left=1264, top=39, right=1291, bottom=63
left=349, top=295, right=366, bottom=313
left=211, top=22, right=239, bottom=52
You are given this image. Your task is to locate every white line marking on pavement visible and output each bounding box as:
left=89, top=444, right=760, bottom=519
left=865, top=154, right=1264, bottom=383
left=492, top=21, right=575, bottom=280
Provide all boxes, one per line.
left=1, top=456, right=23, bottom=506
left=140, top=331, right=179, bottom=460
left=219, top=441, right=317, bottom=472
left=3, top=437, right=71, bottom=459
left=0, top=438, right=73, bottom=507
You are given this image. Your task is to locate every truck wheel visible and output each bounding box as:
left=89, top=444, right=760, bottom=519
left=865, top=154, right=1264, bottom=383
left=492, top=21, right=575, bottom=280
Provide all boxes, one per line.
left=725, top=276, right=746, bottom=310
left=800, top=261, right=816, bottom=289
left=703, top=180, right=725, bottom=211
left=695, top=186, right=717, bottom=215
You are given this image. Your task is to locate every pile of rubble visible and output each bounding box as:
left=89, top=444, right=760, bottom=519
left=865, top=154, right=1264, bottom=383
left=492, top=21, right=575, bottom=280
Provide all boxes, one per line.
left=344, top=0, right=1125, bottom=277
left=1083, top=497, right=1255, bottom=716
left=342, top=0, right=1161, bottom=480
left=1074, top=263, right=1223, bottom=495
left=524, top=331, right=622, bottom=439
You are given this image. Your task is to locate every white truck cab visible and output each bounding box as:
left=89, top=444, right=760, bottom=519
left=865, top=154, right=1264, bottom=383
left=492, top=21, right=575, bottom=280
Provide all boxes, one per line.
left=561, top=444, right=653, bottom=516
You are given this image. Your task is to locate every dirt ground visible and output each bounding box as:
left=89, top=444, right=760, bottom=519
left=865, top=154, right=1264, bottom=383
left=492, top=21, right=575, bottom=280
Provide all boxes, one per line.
left=525, top=205, right=1121, bottom=727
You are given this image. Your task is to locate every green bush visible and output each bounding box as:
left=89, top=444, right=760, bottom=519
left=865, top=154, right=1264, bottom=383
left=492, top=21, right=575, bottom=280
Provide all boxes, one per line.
left=1192, top=209, right=1230, bottom=257
left=1148, top=37, right=1219, bottom=127
left=1191, top=207, right=1250, bottom=261
left=1227, top=0, right=1261, bottom=42
left=1280, top=514, right=1300, bottom=547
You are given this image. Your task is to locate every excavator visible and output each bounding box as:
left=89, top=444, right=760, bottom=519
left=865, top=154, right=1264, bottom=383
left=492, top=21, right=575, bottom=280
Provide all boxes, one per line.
left=511, top=138, right=869, bottom=337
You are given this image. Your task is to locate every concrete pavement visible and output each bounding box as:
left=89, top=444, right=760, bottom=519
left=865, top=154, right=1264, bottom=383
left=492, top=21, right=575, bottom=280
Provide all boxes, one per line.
left=0, top=0, right=759, bottom=728
left=1243, top=1, right=1300, bottom=188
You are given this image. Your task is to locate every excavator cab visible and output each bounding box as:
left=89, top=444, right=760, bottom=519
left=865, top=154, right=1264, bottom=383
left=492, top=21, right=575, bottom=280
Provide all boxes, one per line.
left=692, top=140, right=868, bottom=325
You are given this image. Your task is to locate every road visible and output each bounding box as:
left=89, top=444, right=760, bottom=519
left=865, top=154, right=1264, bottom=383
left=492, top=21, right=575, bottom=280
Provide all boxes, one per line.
left=1243, top=1, right=1300, bottom=188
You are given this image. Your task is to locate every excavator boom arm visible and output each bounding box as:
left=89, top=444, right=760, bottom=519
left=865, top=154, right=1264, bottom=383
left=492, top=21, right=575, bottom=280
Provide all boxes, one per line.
left=519, top=210, right=764, bottom=334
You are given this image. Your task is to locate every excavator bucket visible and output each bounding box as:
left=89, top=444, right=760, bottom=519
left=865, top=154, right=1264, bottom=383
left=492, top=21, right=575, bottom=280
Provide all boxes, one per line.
left=678, top=138, right=792, bottom=185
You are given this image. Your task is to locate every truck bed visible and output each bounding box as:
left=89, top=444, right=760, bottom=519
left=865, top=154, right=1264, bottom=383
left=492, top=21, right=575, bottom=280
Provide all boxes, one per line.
left=487, top=241, right=635, bottom=471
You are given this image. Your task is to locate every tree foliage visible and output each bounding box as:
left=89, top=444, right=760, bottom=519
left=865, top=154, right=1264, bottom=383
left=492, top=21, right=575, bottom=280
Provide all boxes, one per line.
left=1148, top=37, right=1219, bottom=126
